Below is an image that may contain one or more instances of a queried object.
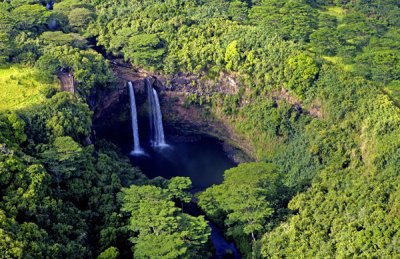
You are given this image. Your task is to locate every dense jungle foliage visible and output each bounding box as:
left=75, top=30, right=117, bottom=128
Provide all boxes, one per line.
left=1, top=0, right=400, bottom=258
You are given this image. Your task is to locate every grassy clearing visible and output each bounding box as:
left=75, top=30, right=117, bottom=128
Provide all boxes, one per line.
left=0, top=65, right=57, bottom=111
left=320, top=6, right=347, bottom=21
left=322, top=56, right=354, bottom=72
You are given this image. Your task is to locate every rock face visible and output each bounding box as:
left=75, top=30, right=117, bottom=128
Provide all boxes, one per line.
left=92, top=60, right=252, bottom=162
left=160, top=90, right=253, bottom=163
left=154, top=71, right=240, bottom=95
left=58, top=71, right=75, bottom=93
left=92, top=60, right=321, bottom=162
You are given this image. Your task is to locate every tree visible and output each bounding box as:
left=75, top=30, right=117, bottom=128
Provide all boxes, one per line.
left=225, top=40, right=241, bottom=71
left=0, top=210, right=23, bottom=258
left=39, top=136, right=83, bottom=187
left=68, top=8, right=96, bottom=31
left=98, top=246, right=119, bottom=259
left=121, top=184, right=211, bottom=258
left=284, top=53, right=319, bottom=98
left=228, top=0, right=248, bottom=22
left=356, top=49, right=400, bottom=84
left=124, top=34, right=165, bottom=68
left=44, top=93, right=92, bottom=140
left=11, top=4, right=50, bottom=32
left=355, top=28, right=400, bottom=84
left=0, top=112, right=27, bottom=146
left=337, top=12, right=376, bottom=51
left=36, top=46, right=115, bottom=96
left=250, top=0, right=317, bottom=42
left=198, top=163, right=283, bottom=254
left=167, top=177, right=192, bottom=210
left=0, top=32, right=13, bottom=64
left=22, top=92, right=92, bottom=145
left=39, top=31, right=88, bottom=49
left=310, top=28, right=340, bottom=55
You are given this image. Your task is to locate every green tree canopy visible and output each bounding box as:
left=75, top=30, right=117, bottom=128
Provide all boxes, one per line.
left=121, top=183, right=211, bottom=258
left=198, top=162, right=283, bottom=254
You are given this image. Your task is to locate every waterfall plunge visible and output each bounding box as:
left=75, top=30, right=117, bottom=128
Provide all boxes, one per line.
left=128, top=81, right=144, bottom=155
left=146, top=78, right=168, bottom=148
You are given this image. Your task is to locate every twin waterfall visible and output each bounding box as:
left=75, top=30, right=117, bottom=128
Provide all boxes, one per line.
left=128, top=79, right=167, bottom=156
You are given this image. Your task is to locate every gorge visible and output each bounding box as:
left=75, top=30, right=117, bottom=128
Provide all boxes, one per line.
left=2, top=0, right=400, bottom=257
left=93, top=61, right=251, bottom=185
left=100, top=72, right=243, bottom=257
left=143, top=80, right=239, bottom=257
left=124, top=76, right=239, bottom=187
left=93, top=61, right=253, bottom=163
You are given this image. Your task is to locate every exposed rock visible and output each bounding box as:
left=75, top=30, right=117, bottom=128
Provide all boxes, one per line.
left=93, top=60, right=252, bottom=162
left=309, top=105, right=323, bottom=118
left=271, top=88, right=301, bottom=107
left=217, top=72, right=239, bottom=94
left=94, top=60, right=321, bottom=161
left=58, top=71, right=75, bottom=93
left=308, top=99, right=325, bottom=119
left=93, top=62, right=147, bottom=121
left=271, top=88, right=324, bottom=119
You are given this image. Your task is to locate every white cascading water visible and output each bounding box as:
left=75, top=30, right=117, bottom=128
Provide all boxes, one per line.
left=128, top=81, right=144, bottom=155
left=146, top=78, right=168, bottom=148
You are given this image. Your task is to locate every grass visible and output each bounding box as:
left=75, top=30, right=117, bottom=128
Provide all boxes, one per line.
left=320, top=6, right=347, bottom=21
left=322, top=56, right=354, bottom=72
left=0, top=65, right=57, bottom=111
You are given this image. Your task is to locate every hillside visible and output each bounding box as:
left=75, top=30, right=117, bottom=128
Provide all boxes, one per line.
left=0, top=0, right=399, bottom=258
left=0, top=66, right=56, bottom=111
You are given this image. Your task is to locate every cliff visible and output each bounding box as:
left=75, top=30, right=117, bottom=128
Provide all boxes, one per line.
left=91, top=60, right=252, bottom=162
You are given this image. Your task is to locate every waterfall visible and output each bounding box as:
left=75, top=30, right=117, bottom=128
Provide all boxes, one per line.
left=146, top=78, right=168, bottom=148
left=128, top=81, right=143, bottom=155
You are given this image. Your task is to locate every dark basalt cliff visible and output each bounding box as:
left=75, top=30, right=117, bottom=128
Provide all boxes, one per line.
left=91, top=60, right=252, bottom=162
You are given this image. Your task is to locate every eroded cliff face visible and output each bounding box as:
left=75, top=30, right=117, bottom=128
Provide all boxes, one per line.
left=92, top=60, right=253, bottom=162
left=91, top=60, right=324, bottom=162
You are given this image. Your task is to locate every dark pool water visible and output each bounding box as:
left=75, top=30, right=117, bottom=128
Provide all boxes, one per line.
left=129, top=138, right=236, bottom=188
